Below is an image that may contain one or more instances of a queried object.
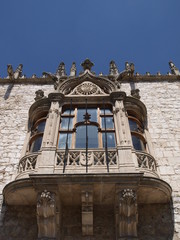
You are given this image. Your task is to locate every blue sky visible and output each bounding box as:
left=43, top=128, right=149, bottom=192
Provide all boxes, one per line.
left=0, top=0, right=180, bottom=77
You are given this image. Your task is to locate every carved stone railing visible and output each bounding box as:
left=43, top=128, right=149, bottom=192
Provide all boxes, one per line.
left=136, top=151, right=157, bottom=172
left=18, top=153, right=38, bottom=173
left=56, top=149, right=117, bottom=167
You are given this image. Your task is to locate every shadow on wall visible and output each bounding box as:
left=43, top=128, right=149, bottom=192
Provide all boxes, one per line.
left=4, top=84, right=14, bottom=100
left=138, top=200, right=174, bottom=240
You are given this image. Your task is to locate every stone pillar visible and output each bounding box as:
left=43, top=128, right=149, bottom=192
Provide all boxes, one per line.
left=37, top=190, right=57, bottom=240
left=38, top=93, right=64, bottom=173
left=116, top=189, right=138, bottom=240
left=81, top=186, right=93, bottom=236
left=111, top=92, right=138, bottom=172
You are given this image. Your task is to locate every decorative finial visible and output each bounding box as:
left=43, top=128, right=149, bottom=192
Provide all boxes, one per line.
left=56, top=62, right=66, bottom=77
left=169, top=61, right=180, bottom=75
left=81, top=59, right=94, bottom=71
left=125, top=62, right=134, bottom=76
left=70, top=62, right=76, bottom=77
left=7, top=64, right=14, bottom=79
left=109, top=60, right=119, bottom=75
left=14, top=64, right=23, bottom=79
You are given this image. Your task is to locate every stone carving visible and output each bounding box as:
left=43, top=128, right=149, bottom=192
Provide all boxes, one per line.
left=34, top=89, right=45, bottom=101
left=118, top=189, right=137, bottom=238
left=131, top=89, right=140, bottom=99
left=136, top=151, right=157, bottom=171
left=18, top=153, right=38, bottom=173
left=56, top=150, right=117, bottom=167
left=70, top=62, right=76, bottom=77
left=37, top=190, right=56, bottom=239
left=125, top=62, right=135, bottom=76
left=81, top=189, right=93, bottom=236
left=56, top=62, right=66, bottom=77
left=169, top=61, right=180, bottom=75
left=7, top=64, right=23, bottom=79
left=69, top=81, right=106, bottom=95
left=81, top=59, right=94, bottom=71
left=109, top=60, right=119, bottom=76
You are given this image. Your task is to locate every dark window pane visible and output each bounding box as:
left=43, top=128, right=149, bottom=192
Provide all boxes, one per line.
left=100, top=108, right=112, bottom=114
left=77, top=108, right=97, bottom=122
left=132, top=135, right=145, bottom=151
left=129, top=119, right=138, bottom=131
left=76, top=125, right=98, bottom=148
left=61, top=118, right=73, bottom=130
left=37, top=121, right=46, bottom=132
left=101, top=117, right=114, bottom=129
left=31, top=136, right=42, bottom=152
left=102, top=132, right=115, bottom=148
left=58, top=133, right=72, bottom=149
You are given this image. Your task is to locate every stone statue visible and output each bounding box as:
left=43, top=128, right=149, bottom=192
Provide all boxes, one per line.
left=118, top=189, right=137, bottom=238
left=131, top=89, right=140, bottom=99
left=56, top=62, right=66, bottom=77
left=34, top=89, right=45, bottom=101
left=70, top=62, right=76, bottom=77
left=109, top=60, right=119, bottom=76
left=125, top=62, right=135, bottom=76
left=37, top=190, right=56, bottom=239
left=81, top=59, right=94, bottom=71
left=7, top=65, right=14, bottom=79
left=169, top=61, right=180, bottom=75
left=14, top=64, right=23, bottom=79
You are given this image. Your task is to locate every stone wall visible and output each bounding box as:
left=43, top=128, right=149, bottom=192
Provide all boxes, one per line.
left=0, top=80, right=180, bottom=239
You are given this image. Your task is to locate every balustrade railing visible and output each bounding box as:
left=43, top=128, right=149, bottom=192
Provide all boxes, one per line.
left=136, top=151, right=157, bottom=172
left=56, top=149, right=117, bottom=167
left=18, top=153, right=38, bottom=173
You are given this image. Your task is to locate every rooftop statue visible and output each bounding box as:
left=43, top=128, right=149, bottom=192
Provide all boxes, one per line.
left=7, top=64, right=23, bottom=79
left=109, top=61, right=119, bottom=76
left=70, top=62, right=76, bottom=77
left=169, top=61, right=180, bottom=75
left=81, top=59, right=94, bottom=71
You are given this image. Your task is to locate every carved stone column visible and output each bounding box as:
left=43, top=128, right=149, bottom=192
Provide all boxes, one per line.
left=81, top=186, right=93, bottom=236
left=38, top=93, right=64, bottom=173
left=37, top=190, right=57, bottom=240
left=111, top=92, right=137, bottom=172
left=116, top=189, right=138, bottom=240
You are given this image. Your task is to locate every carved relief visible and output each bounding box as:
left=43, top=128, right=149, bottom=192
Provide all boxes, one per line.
left=69, top=81, right=106, bottom=95
left=118, top=189, right=138, bottom=238
left=37, top=190, right=56, bottom=239
left=81, top=189, right=93, bottom=236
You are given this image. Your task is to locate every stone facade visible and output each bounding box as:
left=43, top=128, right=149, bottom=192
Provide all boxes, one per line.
left=0, top=60, right=179, bottom=239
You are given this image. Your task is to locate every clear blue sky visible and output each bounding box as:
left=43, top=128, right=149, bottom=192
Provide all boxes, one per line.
left=0, top=0, right=180, bottom=77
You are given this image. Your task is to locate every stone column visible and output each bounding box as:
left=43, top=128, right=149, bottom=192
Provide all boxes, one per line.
left=111, top=92, right=138, bottom=172
left=81, top=186, right=93, bottom=236
left=38, top=93, right=64, bottom=173
left=37, top=190, right=57, bottom=240
left=116, top=189, right=138, bottom=240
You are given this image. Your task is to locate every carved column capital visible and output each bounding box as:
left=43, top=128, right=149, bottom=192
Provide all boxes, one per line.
left=48, top=92, right=64, bottom=104
left=110, top=91, right=126, bottom=104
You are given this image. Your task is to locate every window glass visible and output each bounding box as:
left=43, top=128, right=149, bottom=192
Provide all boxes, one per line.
left=132, top=135, right=145, bottom=151
left=37, top=121, right=46, bottom=133
left=101, top=117, right=114, bottom=129
left=76, top=125, right=98, bottom=148
left=77, top=108, right=97, bottom=122
left=63, top=109, right=74, bottom=115
left=102, top=132, right=115, bottom=148
left=31, top=136, right=42, bottom=152
left=129, top=119, right=138, bottom=131
left=100, top=108, right=112, bottom=114
left=61, top=117, right=73, bottom=130
left=58, top=133, right=72, bottom=149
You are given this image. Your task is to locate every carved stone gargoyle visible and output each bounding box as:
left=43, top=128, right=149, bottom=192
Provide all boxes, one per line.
left=169, top=61, right=180, bottom=75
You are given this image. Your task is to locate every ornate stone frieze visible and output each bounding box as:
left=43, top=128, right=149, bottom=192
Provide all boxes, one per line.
left=69, top=81, right=106, bottom=95
left=37, top=190, right=56, bottom=239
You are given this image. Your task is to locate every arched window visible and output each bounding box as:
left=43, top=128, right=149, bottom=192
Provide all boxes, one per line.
left=58, top=105, right=116, bottom=149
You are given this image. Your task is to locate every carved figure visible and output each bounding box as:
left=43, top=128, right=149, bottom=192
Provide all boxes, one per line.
left=70, top=62, right=76, bottom=77
left=37, top=190, right=56, bottom=238
left=109, top=60, right=119, bottom=75
left=81, top=59, right=94, bottom=71
left=169, top=61, right=180, bottom=75
left=56, top=62, right=66, bottom=77
left=34, top=89, right=45, bottom=101
left=14, top=64, right=23, bottom=79
left=131, top=89, right=140, bottom=99
left=119, top=189, right=137, bottom=238
left=7, top=64, right=14, bottom=79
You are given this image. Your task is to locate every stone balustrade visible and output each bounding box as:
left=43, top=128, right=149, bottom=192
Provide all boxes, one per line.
left=136, top=151, right=158, bottom=173
left=18, top=153, right=38, bottom=173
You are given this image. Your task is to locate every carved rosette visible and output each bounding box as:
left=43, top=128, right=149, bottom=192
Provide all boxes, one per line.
left=37, top=190, right=56, bottom=239
left=118, top=189, right=138, bottom=238
left=69, top=81, right=106, bottom=95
